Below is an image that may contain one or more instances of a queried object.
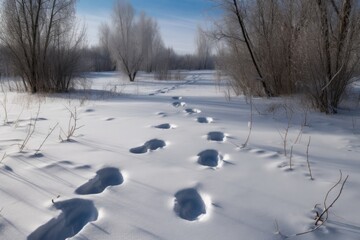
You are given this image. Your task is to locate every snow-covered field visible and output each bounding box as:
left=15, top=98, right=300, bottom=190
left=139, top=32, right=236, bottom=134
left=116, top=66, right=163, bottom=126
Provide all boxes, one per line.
left=0, top=71, right=359, bottom=240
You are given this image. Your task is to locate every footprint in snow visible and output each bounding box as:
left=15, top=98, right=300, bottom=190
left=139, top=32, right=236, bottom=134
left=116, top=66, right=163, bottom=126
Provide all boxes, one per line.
left=248, top=148, right=280, bottom=159
left=31, top=117, right=48, bottom=121
left=74, top=165, right=92, bottom=170
left=104, top=117, right=115, bottom=121
left=207, top=132, right=226, bottom=142
left=28, top=199, right=98, bottom=240
left=157, top=112, right=167, bottom=117
left=197, top=150, right=223, bottom=168
left=154, top=123, right=176, bottom=130
left=174, top=188, right=207, bottom=221
left=172, top=96, right=183, bottom=100
left=184, top=108, right=201, bottom=114
left=197, top=117, right=213, bottom=124
left=172, top=102, right=186, bottom=108
left=130, top=139, right=166, bottom=154
left=75, top=167, right=124, bottom=195
left=85, top=109, right=95, bottom=113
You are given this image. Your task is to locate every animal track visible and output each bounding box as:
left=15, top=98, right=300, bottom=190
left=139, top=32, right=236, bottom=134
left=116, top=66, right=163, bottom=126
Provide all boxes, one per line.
left=184, top=108, right=201, bottom=114
left=130, top=139, right=166, bottom=154
left=174, top=188, right=206, bottom=221
left=197, top=117, right=213, bottom=124
left=197, top=150, right=223, bottom=168
left=207, top=132, right=226, bottom=142
left=154, top=123, right=176, bottom=129
left=172, top=102, right=186, bottom=108
left=75, top=167, right=124, bottom=195
left=28, top=199, right=98, bottom=240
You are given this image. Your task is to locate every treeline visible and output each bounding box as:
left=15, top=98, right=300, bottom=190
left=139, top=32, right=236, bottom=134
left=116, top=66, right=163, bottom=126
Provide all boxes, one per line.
left=0, top=0, right=214, bottom=93
left=82, top=46, right=214, bottom=75
left=82, top=1, right=214, bottom=81
left=212, top=0, right=360, bottom=113
left=0, top=0, right=85, bottom=93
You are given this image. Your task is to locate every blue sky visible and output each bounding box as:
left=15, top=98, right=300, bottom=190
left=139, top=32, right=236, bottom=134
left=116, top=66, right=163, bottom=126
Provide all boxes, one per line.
left=77, top=0, right=217, bottom=54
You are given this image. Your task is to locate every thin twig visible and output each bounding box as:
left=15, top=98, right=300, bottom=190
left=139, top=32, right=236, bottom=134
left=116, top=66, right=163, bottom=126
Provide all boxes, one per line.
left=294, top=124, right=304, bottom=145
left=59, top=107, right=84, bottom=142
left=275, top=170, right=349, bottom=238
left=0, top=152, right=7, bottom=164
left=35, top=123, right=59, bottom=155
left=306, top=136, right=313, bottom=180
left=316, top=172, right=349, bottom=225
left=19, top=104, right=41, bottom=152
left=242, top=94, right=253, bottom=148
left=289, top=145, right=294, bottom=170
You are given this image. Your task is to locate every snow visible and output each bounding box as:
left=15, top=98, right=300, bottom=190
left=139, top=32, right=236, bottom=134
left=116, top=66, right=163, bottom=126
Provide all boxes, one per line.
left=0, top=71, right=359, bottom=239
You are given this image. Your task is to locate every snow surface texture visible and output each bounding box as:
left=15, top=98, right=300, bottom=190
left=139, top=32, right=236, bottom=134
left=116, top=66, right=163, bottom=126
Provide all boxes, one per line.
left=0, top=71, right=359, bottom=239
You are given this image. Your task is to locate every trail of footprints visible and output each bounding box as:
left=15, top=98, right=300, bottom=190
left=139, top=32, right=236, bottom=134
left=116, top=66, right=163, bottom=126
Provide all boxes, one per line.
left=127, top=95, right=228, bottom=221
left=29, top=91, right=295, bottom=238
left=29, top=95, right=226, bottom=239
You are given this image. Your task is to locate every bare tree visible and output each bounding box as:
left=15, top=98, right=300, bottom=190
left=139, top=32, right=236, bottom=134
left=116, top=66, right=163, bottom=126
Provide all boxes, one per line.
left=196, top=26, right=213, bottom=70
left=106, top=1, right=142, bottom=81
left=97, top=23, right=114, bottom=71
left=212, top=0, right=360, bottom=113
left=0, top=0, right=85, bottom=93
left=106, top=0, right=167, bottom=81
left=308, top=0, right=360, bottom=113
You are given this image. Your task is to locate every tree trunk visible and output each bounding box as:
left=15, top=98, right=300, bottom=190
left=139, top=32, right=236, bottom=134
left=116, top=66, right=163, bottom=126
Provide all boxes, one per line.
left=232, top=0, right=272, bottom=97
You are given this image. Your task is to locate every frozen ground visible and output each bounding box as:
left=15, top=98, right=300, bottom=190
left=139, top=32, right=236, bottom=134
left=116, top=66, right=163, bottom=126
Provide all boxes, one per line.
left=0, top=71, right=359, bottom=239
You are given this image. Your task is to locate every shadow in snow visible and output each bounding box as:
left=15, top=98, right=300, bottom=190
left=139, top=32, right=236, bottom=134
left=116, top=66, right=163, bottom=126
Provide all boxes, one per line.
left=27, top=199, right=98, bottom=240
left=75, top=167, right=124, bottom=195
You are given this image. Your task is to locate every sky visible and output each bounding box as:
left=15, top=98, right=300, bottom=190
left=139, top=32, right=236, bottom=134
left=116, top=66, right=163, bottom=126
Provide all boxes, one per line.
left=77, top=0, right=218, bottom=54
